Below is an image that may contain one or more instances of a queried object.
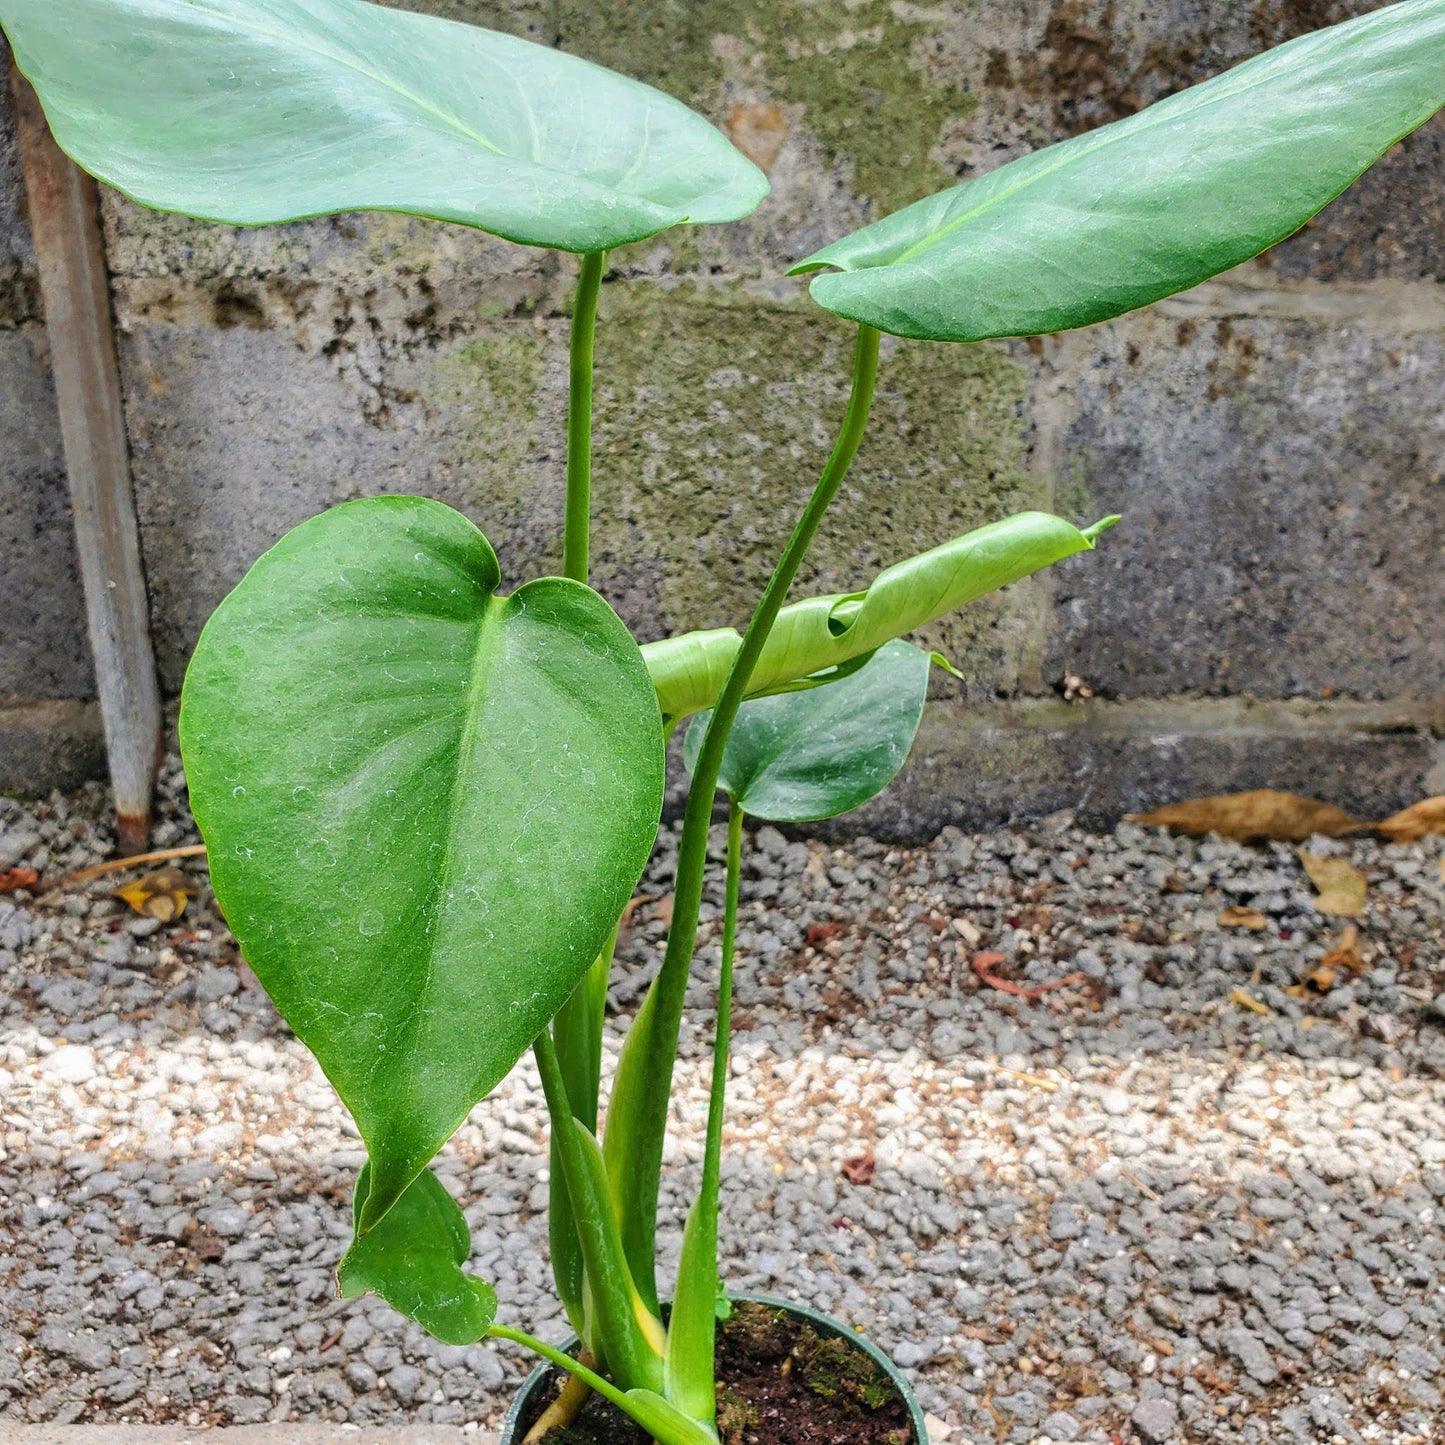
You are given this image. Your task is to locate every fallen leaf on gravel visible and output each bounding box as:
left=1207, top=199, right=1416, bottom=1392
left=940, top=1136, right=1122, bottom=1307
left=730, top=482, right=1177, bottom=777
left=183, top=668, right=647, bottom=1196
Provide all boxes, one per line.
left=1299, top=851, right=1367, bottom=917
left=841, top=1151, right=876, bottom=1184
left=618, top=893, right=656, bottom=927
left=806, top=921, right=841, bottom=946
left=1130, top=789, right=1360, bottom=842
left=1293, top=925, right=1365, bottom=994
left=1374, top=796, right=1445, bottom=843
left=1228, top=986, right=1270, bottom=1015
left=0, top=866, right=38, bottom=893
left=113, top=867, right=197, bottom=922
left=970, top=951, right=1086, bottom=999
left=1219, top=906, right=1267, bottom=931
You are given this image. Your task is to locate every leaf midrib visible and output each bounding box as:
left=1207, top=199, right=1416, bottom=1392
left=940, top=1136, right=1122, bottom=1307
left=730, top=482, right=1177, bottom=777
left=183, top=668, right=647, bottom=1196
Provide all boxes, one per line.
left=882, top=12, right=1419, bottom=270
left=400, top=591, right=507, bottom=1097
left=167, top=0, right=508, bottom=156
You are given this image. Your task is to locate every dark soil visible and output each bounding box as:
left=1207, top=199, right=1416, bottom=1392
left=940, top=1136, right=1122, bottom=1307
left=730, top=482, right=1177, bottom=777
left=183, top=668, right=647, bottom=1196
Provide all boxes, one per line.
left=518, top=1302, right=914, bottom=1445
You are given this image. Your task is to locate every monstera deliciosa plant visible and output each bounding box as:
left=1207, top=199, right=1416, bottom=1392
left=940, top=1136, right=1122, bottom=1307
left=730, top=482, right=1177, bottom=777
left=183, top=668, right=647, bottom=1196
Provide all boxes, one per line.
left=4, top=0, right=1442, bottom=1439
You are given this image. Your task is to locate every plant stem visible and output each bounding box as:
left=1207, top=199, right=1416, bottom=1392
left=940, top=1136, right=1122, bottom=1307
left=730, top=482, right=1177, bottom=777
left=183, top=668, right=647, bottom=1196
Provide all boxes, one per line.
left=563, top=249, right=606, bottom=585
left=488, top=1326, right=638, bottom=1420
left=532, top=1029, right=663, bottom=1394
left=705, top=802, right=743, bottom=1201
left=604, top=324, right=882, bottom=1303
left=548, top=247, right=607, bottom=1336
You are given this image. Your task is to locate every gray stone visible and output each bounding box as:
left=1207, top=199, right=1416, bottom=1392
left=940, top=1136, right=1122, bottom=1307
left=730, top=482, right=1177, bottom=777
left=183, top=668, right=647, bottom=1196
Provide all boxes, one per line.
left=1223, top=1327, right=1278, bottom=1385
left=195, top=966, right=241, bottom=1003
left=1131, top=1397, right=1180, bottom=1442
left=1039, top=1411, right=1082, bottom=1442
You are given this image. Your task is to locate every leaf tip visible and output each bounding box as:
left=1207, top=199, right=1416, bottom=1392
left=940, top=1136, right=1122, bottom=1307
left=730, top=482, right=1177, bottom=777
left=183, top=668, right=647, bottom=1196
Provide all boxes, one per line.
left=1083, top=514, right=1122, bottom=545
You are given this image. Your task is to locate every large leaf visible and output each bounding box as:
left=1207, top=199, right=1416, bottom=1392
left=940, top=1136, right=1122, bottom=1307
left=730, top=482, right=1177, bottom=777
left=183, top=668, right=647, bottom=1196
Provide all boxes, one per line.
left=0, top=0, right=768, bottom=253
left=643, top=512, right=1115, bottom=721
left=338, top=1161, right=496, bottom=1346
left=179, top=496, right=664, bottom=1231
left=794, top=0, right=1445, bottom=341
left=684, top=641, right=931, bottom=822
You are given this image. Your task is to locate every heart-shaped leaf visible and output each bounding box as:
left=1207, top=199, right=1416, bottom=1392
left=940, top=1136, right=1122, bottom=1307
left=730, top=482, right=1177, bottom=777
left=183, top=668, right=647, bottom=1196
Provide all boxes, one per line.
left=338, top=1162, right=496, bottom=1346
left=684, top=641, right=932, bottom=822
left=0, top=0, right=768, bottom=252
left=794, top=0, right=1445, bottom=341
left=179, top=496, right=664, bottom=1230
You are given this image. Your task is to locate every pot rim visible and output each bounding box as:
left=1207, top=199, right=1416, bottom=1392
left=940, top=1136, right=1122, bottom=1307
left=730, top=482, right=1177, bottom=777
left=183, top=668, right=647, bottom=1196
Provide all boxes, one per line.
left=498, top=1291, right=929, bottom=1444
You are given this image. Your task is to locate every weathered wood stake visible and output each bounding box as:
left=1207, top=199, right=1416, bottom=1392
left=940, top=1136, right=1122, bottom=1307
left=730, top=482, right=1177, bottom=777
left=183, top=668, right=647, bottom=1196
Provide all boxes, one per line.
left=9, top=62, right=162, bottom=855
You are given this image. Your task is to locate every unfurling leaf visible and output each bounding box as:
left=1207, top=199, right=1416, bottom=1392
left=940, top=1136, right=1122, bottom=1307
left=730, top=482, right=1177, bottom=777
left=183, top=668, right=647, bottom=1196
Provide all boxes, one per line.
left=339, top=1162, right=496, bottom=1346
left=1299, top=851, right=1368, bottom=918
left=0, top=0, right=767, bottom=253
left=684, top=641, right=931, bottom=822
left=645, top=512, right=1115, bottom=722
left=795, top=0, right=1445, bottom=341
left=1219, top=906, right=1268, bottom=932
left=180, top=496, right=664, bottom=1232
left=1375, top=796, right=1445, bottom=843
left=1132, top=790, right=1361, bottom=843
left=112, top=867, right=197, bottom=921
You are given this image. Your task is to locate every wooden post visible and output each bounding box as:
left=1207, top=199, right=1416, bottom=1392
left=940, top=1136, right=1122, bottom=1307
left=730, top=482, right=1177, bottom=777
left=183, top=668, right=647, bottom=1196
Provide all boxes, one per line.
left=9, top=62, right=162, bottom=855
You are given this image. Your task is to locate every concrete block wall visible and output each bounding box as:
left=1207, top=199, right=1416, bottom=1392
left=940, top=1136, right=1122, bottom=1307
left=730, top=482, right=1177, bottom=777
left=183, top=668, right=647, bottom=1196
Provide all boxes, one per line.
left=1, top=2, right=1442, bottom=834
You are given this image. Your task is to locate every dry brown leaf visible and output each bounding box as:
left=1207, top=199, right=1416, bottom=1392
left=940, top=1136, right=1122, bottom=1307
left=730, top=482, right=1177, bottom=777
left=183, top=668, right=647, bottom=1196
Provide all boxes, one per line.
left=1228, top=986, right=1270, bottom=1015
left=1219, top=906, right=1267, bottom=931
left=1374, top=796, right=1445, bottom=843
left=970, top=950, right=1086, bottom=999
left=841, top=1151, right=876, bottom=1185
left=0, top=866, right=38, bottom=894
left=1130, top=789, right=1360, bottom=843
left=113, top=867, right=198, bottom=922
left=1297, top=925, right=1365, bottom=994
left=1298, top=851, right=1367, bottom=918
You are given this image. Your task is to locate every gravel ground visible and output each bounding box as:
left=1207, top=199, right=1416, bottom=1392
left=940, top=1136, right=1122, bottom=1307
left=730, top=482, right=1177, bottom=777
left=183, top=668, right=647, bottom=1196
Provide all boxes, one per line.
left=2, top=760, right=1445, bottom=1444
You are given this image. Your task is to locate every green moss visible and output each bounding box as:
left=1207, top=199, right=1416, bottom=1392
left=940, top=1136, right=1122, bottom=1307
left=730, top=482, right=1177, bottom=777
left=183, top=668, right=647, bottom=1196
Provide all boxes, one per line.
left=587, top=287, right=1042, bottom=689
left=427, top=328, right=551, bottom=551
left=410, top=0, right=971, bottom=217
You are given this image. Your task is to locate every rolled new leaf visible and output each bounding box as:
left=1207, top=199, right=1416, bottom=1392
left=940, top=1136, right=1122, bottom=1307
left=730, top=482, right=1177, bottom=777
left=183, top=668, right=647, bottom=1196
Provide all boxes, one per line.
left=684, top=641, right=933, bottom=823
left=643, top=512, right=1116, bottom=721
left=794, top=0, right=1445, bottom=341
left=179, top=497, right=664, bottom=1233
left=339, top=1162, right=497, bottom=1346
left=0, top=0, right=768, bottom=252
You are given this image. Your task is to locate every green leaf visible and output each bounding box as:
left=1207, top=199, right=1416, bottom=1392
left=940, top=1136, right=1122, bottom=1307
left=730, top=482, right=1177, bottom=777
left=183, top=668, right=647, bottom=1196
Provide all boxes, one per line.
left=794, top=0, right=1445, bottom=341
left=643, top=512, right=1116, bottom=721
left=338, top=1161, right=497, bottom=1346
left=621, top=1390, right=719, bottom=1445
left=548, top=940, right=615, bottom=1339
left=566, top=1115, right=666, bottom=1394
left=684, top=640, right=931, bottom=823
left=0, top=0, right=767, bottom=253
left=178, top=496, right=664, bottom=1231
